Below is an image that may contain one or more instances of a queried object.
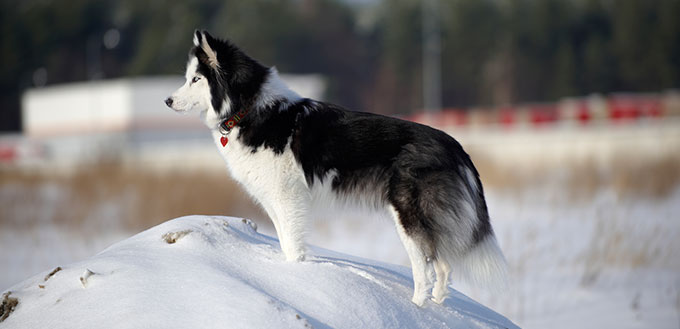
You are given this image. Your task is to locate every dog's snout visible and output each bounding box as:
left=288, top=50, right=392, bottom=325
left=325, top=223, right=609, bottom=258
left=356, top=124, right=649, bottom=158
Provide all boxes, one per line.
left=164, top=97, right=173, bottom=107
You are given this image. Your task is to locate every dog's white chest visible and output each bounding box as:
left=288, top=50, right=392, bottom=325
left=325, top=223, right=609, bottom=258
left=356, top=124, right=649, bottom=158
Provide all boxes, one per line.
left=210, top=128, right=305, bottom=197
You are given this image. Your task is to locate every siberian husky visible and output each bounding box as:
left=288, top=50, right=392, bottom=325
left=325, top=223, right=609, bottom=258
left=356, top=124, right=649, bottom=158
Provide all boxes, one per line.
left=166, top=30, right=507, bottom=306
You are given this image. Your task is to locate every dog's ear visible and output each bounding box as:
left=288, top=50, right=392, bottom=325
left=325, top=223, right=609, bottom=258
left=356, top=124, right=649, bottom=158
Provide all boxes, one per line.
left=193, top=29, right=219, bottom=69
left=193, top=29, right=202, bottom=47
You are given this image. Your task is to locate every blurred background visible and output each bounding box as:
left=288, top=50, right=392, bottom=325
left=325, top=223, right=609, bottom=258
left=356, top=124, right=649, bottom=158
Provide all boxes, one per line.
left=1, top=0, right=679, bottom=328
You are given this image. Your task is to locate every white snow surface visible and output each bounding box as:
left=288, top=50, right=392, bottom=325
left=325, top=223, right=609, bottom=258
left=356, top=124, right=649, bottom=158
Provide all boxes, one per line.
left=0, top=215, right=517, bottom=329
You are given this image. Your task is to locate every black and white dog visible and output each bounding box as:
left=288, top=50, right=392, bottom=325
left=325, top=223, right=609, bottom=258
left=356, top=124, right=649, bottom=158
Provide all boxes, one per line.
left=166, top=30, right=507, bottom=306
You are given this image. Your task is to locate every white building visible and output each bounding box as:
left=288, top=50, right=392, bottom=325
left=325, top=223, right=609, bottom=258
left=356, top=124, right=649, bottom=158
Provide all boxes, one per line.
left=22, top=75, right=326, bottom=137
left=15, top=75, right=325, bottom=170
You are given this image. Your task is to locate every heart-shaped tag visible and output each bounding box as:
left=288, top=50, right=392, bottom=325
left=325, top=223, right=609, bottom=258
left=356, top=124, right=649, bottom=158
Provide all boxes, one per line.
left=220, top=136, right=228, bottom=147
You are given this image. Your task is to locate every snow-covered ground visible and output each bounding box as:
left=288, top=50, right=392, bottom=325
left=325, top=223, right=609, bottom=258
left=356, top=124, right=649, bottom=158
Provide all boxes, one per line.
left=0, top=216, right=517, bottom=329
left=461, top=187, right=680, bottom=329
left=3, top=186, right=678, bottom=328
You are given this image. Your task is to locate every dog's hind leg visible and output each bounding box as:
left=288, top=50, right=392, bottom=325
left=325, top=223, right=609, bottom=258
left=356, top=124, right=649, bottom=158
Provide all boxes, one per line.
left=432, top=258, right=451, bottom=304
left=388, top=206, right=434, bottom=307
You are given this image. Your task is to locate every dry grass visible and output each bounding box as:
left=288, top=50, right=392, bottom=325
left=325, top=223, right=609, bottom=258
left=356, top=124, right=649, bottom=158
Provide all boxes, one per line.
left=1, top=152, right=678, bottom=233
left=0, top=163, right=266, bottom=232
left=471, top=152, right=680, bottom=201
left=580, top=211, right=679, bottom=287
left=0, top=292, right=19, bottom=322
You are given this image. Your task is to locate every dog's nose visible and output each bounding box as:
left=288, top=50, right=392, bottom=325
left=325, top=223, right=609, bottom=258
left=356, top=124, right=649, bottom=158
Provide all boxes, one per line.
left=164, top=97, right=173, bottom=107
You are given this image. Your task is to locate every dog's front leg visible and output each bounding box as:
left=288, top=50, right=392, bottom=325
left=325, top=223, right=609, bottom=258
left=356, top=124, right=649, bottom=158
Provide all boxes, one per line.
left=264, top=186, right=310, bottom=262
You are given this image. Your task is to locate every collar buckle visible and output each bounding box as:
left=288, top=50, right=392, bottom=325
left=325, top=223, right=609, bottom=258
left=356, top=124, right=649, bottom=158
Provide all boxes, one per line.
left=219, top=109, right=249, bottom=136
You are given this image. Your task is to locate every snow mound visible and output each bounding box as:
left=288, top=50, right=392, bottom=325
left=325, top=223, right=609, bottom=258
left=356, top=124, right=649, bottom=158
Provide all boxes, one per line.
left=1, top=216, right=517, bottom=329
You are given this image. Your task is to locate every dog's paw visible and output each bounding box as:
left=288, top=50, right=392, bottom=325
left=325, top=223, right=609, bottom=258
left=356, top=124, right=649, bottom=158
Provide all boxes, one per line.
left=284, top=252, right=306, bottom=262
left=411, top=293, right=428, bottom=307
left=431, top=286, right=449, bottom=304
left=431, top=294, right=448, bottom=304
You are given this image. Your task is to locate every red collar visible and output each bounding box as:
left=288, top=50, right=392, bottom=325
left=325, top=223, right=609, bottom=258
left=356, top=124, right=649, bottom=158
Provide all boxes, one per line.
left=218, top=108, right=249, bottom=147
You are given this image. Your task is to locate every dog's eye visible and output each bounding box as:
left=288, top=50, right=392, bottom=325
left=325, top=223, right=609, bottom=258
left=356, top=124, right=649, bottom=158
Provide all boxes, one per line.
left=191, top=76, right=200, bottom=84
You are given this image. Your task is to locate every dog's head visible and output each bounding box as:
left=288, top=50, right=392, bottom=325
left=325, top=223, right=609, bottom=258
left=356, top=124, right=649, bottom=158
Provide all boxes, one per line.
left=165, top=30, right=268, bottom=125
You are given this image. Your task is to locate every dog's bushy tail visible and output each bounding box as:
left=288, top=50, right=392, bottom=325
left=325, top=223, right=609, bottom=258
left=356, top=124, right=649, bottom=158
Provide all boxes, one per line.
left=451, top=165, right=508, bottom=290
left=454, top=233, right=508, bottom=291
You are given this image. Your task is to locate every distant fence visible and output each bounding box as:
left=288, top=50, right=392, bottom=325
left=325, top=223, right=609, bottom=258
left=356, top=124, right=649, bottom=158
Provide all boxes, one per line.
left=405, top=91, right=680, bottom=129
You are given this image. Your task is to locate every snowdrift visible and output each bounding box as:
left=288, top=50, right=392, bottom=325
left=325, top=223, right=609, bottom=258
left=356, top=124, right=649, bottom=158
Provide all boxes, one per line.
left=0, top=216, right=517, bottom=328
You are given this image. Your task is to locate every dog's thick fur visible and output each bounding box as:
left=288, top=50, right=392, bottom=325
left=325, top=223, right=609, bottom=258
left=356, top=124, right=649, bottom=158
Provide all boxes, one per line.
left=166, top=30, right=507, bottom=306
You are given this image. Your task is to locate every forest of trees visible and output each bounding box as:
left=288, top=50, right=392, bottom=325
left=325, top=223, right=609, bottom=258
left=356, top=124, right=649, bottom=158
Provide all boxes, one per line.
left=1, top=0, right=679, bottom=131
